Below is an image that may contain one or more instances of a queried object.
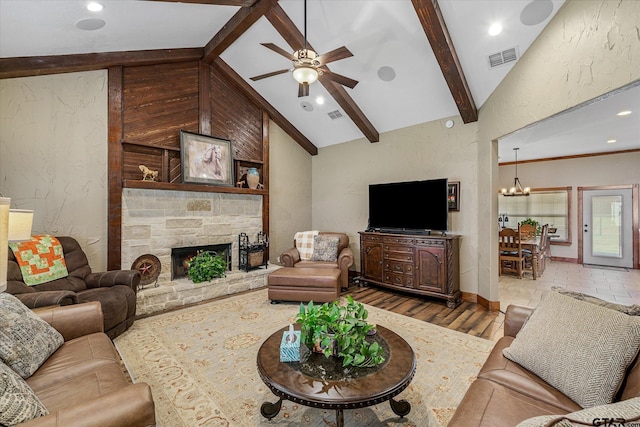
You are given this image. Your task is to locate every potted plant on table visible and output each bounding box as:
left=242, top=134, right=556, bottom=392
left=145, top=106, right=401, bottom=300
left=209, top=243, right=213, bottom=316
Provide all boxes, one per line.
left=186, top=251, right=227, bottom=283
left=295, top=295, right=385, bottom=368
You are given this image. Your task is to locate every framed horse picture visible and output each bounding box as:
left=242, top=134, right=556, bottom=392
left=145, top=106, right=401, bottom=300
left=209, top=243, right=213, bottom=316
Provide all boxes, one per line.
left=180, top=131, right=233, bottom=186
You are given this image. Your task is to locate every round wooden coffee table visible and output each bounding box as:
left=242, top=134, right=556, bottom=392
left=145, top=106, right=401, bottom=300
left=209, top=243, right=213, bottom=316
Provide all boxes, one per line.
left=256, top=325, right=416, bottom=426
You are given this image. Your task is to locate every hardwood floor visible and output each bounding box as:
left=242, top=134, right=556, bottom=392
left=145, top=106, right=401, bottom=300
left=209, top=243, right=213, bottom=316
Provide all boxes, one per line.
left=342, top=283, right=505, bottom=341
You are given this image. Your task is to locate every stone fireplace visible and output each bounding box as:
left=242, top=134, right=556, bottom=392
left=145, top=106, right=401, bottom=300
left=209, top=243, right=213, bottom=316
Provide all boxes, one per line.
left=171, top=243, right=232, bottom=280
left=120, top=188, right=277, bottom=315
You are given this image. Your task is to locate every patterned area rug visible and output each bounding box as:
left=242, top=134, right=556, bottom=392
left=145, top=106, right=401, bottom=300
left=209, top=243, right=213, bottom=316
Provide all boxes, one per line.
left=114, top=289, right=493, bottom=427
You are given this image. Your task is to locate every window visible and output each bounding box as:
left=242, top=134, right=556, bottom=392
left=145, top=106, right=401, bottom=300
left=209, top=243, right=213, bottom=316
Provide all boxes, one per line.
left=498, top=187, right=571, bottom=244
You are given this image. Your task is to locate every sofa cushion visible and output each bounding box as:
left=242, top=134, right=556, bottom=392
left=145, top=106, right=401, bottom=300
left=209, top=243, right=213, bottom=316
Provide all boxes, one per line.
left=0, top=361, right=48, bottom=426
left=0, top=293, right=63, bottom=379
left=503, top=291, right=640, bottom=408
left=295, top=230, right=319, bottom=261
left=310, top=235, right=339, bottom=262
left=516, top=396, right=640, bottom=427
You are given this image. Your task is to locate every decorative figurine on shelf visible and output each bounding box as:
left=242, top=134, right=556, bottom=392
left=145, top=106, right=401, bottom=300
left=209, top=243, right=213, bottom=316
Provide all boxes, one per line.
left=139, top=165, right=158, bottom=181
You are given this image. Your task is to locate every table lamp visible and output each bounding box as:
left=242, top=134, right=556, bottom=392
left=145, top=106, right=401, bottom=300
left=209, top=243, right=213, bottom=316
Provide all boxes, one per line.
left=0, top=197, right=34, bottom=292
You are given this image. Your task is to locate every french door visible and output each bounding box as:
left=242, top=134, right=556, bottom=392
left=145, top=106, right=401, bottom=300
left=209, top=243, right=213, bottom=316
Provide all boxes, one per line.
left=582, top=188, right=633, bottom=268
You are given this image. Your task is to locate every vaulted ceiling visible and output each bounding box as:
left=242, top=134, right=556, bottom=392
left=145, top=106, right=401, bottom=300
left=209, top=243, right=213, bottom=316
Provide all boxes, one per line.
left=1, top=0, right=571, bottom=158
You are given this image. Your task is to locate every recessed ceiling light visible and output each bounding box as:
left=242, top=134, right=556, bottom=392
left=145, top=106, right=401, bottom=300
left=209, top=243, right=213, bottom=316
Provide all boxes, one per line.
left=86, top=2, right=104, bottom=12
left=617, top=110, right=632, bottom=116
left=76, top=18, right=105, bottom=31
left=607, top=139, right=617, bottom=144
left=315, top=96, right=324, bottom=105
left=488, top=23, right=502, bottom=36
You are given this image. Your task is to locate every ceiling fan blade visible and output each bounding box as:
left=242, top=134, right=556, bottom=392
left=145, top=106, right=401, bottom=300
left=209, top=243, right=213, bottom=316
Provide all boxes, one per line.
left=319, top=69, right=359, bottom=89
left=298, top=83, right=310, bottom=98
left=261, top=43, right=296, bottom=61
left=317, top=46, right=353, bottom=65
left=250, top=69, right=290, bottom=81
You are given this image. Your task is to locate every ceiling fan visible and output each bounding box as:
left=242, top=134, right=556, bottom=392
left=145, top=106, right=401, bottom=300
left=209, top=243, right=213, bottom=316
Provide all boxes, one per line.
left=250, top=0, right=358, bottom=97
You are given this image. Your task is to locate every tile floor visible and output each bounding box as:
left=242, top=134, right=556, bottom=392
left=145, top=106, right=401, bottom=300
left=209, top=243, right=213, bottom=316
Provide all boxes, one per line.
left=499, top=260, right=640, bottom=311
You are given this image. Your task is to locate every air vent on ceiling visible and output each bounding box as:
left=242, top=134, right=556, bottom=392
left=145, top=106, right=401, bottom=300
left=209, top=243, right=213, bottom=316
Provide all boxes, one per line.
left=328, top=110, right=343, bottom=120
left=488, top=47, right=519, bottom=68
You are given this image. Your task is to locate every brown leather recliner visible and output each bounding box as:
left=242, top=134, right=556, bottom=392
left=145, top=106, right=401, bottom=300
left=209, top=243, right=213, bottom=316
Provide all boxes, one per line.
left=6, top=236, right=140, bottom=339
left=279, top=232, right=354, bottom=290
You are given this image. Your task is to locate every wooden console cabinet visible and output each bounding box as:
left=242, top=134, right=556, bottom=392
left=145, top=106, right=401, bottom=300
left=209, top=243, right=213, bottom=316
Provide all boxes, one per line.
left=359, top=231, right=461, bottom=308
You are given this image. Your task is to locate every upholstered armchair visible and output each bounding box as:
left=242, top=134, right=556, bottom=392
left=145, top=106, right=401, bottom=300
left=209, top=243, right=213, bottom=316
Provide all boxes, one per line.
left=6, top=236, right=140, bottom=339
left=280, top=231, right=354, bottom=290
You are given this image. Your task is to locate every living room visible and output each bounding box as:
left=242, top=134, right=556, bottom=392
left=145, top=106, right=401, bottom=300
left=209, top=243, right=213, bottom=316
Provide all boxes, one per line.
left=1, top=0, right=639, bottom=425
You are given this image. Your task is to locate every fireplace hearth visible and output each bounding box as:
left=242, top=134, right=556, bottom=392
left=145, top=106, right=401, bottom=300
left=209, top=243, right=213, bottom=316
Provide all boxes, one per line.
left=171, top=243, right=232, bottom=280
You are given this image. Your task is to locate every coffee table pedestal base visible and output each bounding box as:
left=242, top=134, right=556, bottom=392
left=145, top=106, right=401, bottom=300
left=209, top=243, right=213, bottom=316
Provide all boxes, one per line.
left=260, top=395, right=411, bottom=426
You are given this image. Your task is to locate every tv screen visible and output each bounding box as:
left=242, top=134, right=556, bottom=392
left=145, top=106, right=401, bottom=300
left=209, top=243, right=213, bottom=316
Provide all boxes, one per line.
left=368, top=178, right=448, bottom=233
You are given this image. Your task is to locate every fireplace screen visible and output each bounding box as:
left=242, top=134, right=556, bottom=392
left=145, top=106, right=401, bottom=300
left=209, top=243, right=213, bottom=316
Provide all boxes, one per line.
left=171, top=244, right=232, bottom=280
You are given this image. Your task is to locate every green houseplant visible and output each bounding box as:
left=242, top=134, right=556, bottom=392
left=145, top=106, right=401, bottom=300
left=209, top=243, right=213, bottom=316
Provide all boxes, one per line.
left=186, top=251, right=227, bottom=283
left=295, top=295, right=385, bottom=368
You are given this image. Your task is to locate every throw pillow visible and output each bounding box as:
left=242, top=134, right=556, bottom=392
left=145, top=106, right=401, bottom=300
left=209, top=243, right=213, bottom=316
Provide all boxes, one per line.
left=295, top=230, right=319, bottom=261
left=0, top=293, right=64, bottom=379
left=310, top=235, right=340, bottom=262
left=0, top=361, right=48, bottom=425
left=516, top=397, right=640, bottom=426
left=552, top=286, right=640, bottom=316
left=503, top=291, right=640, bottom=408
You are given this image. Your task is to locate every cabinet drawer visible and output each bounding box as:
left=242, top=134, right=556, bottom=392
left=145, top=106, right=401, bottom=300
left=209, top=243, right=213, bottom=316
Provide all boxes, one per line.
left=384, top=237, right=413, bottom=245
left=385, top=261, right=414, bottom=275
left=384, top=251, right=414, bottom=262
left=415, top=238, right=445, bottom=248
left=384, top=244, right=413, bottom=253
left=384, top=273, right=414, bottom=287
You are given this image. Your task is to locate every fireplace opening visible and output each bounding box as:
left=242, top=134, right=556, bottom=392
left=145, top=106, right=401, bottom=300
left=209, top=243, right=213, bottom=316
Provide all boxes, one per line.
left=171, top=243, right=232, bottom=280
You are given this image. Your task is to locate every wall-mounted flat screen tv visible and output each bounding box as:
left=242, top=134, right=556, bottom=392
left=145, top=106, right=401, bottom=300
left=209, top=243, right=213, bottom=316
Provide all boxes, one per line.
left=368, top=178, right=448, bottom=233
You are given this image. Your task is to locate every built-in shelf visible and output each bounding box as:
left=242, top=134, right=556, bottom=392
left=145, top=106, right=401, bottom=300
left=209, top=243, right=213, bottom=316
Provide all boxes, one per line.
left=124, top=179, right=268, bottom=195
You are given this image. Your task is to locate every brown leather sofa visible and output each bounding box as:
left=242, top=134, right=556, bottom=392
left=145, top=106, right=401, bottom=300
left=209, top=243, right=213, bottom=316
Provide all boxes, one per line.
left=279, top=232, right=354, bottom=290
left=449, top=304, right=640, bottom=426
left=7, top=236, right=140, bottom=339
left=20, top=302, right=155, bottom=426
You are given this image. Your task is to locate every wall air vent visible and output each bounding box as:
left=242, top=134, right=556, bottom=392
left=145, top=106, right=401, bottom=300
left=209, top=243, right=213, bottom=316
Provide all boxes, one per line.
left=488, top=47, right=519, bottom=68
left=328, top=110, right=343, bottom=120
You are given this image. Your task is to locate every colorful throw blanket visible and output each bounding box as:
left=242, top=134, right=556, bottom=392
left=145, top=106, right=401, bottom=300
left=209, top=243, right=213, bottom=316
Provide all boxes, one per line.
left=9, top=235, right=69, bottom=286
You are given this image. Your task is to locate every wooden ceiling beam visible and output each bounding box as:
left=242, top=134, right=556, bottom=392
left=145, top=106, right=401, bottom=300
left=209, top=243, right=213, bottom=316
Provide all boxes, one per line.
left=265, top=4, right=379, bottom=143
left=202, top=0, right=279, bottom=63
left=213, top=58, right=318, bottom=156
left=411, top=0, right=478, bottom=123
left=147, top=0, right=257, bottom=6
left=0, top=48, right=203, bottom=79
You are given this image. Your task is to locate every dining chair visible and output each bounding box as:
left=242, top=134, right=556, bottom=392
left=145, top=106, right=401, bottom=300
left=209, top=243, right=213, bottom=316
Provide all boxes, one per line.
left=519, top=223, right=536, bottom=239
left=499, top=227, right=524, bottom=279
left=524, top=224, right=549, bottom=278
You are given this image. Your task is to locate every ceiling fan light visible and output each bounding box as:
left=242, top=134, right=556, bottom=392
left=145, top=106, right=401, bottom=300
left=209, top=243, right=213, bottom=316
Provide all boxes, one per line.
left=293, top=67, right=318, bottom=85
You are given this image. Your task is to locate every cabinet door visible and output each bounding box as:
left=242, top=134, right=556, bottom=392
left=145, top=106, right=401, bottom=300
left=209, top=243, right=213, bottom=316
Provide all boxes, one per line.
left=416, top=246, right=446, bottom=293
left=362, top=241, right=383, bottom=282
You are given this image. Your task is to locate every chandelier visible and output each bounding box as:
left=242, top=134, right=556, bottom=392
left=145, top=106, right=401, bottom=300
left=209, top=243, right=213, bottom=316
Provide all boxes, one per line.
left=501, top=148, right=530, bottom=196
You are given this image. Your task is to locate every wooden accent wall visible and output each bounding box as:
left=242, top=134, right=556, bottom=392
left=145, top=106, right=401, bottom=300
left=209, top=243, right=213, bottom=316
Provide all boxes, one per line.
left=108, top=59, right=269, bottom=268
left=121, top=61, right=200, bottom=183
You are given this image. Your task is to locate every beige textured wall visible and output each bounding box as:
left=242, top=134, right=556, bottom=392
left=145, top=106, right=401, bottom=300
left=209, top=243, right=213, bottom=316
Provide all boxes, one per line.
left=477, top=0, right=640, bottom=301
left=312, top=118, right=479, bottom=293
left=0, top=70, right=108, bottom=271
left=268, top=122, right=313, bottom=263
left=499, top=152, right=640, bottom=260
